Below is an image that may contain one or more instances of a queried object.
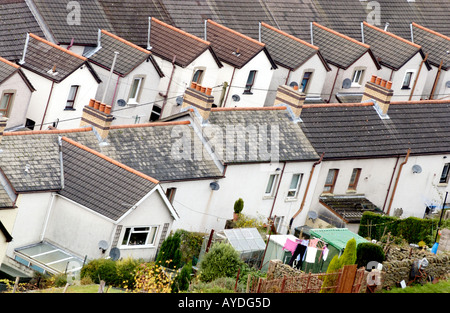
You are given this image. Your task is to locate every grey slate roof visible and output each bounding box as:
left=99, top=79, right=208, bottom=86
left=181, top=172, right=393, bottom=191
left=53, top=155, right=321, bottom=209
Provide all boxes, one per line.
left=0, top=186, right=15, bottom=208
left=31, top=0, right=114, bottom=45
left=362, top=22, right=425, bottom=70
left=0, top=128, right=98, bottom=192
left=0, top=56, right=19, bottom=84
left=87, top=29, right=152, bottom=77
left=0, top=0, right=44, bottom=62
left=204, top=108, right=319, bottom=163
left=20, top=33, right=89, bottom=82
left=299, top=100, right=450, bottom=160
left=59, top=137, right=158, bottom=221
left=319, top=195, right=380, bottom=223
left=205, top=19, right=276, bottom=69
left=260, top=22, right=329, bottom=71
left=89, top=124, right=224, bottom=182
left=311, top=22, right=376, bottom=70
left=411, top=23, right=450, bottom=71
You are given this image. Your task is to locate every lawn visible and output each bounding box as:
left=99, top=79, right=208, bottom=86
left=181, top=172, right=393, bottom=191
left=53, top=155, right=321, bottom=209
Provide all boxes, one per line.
left=381, top=279, right=450, bottom=293
left=29, top=284, right=126, bottom=293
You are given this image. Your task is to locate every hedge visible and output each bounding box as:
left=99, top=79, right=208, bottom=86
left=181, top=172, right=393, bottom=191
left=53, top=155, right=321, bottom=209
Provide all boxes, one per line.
left=358, top=211, right=450, bottom=246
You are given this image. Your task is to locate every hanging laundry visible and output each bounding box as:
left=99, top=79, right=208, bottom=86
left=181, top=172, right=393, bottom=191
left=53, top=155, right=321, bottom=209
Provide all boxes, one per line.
left=288, top=243, right=307, bottom=268
left=308, top=238, right=320, bottom=248
left=322, top=246, right=329, bottom=261
left=305, top=247, right=318, bottom=263
left=283, top=238, right=298, bottom=255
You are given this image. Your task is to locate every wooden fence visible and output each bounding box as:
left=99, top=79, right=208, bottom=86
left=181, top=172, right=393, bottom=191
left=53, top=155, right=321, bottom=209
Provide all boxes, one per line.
left=247, top=265, right=366, bottom=293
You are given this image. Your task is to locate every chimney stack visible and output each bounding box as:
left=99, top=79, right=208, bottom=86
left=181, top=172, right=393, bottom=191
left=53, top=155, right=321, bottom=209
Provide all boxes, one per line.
left=361, top=75, right=393, bottom=116
left=182, top=82, right=214, bottom=122
left=80, top=99, right=113, bottom=140
left=273, top=85, right=306, bottom=118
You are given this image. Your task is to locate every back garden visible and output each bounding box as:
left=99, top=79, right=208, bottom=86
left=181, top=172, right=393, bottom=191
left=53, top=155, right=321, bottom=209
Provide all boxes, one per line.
left=1, top=211, right=449, bottom=293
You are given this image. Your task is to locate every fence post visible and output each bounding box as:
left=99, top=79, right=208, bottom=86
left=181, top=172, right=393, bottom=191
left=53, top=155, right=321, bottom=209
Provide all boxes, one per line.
left=304, top=272, right=312, bottom=293
left=336, top=264, right=357, bottom=293
left=280, top=275, right=287, bottom=293
left=256, top=277, right=263, bottom=293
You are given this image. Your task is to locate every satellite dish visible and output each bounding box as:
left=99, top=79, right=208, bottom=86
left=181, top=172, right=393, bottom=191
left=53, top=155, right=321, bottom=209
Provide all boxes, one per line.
left=412, top=164, right=422, bottom=174
left=98, top=240, right=109, bottom=253
left=176, top=96, right=183, bottom=106
left=308, top=211, right=318, bottom=220
left=117, top=99, right=126, bottom=107
left=289, top=81, right=299, bottom=88
left=446, top=81, right=450, bottom=88
left=209, top=181, right=220, bottom=191
left=231, top=94, right=240, bottom=102
left=342, top=78, right=352, bottom=89
left=109, top=247, right=121, bottom=261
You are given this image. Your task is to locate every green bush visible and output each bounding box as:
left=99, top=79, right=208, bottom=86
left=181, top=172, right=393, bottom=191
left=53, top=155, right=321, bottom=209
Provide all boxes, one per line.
left=199, top=242, right=244, bottom=282
left=80, top=258, right=118, bottom=285
left=156, top=232, right=182, bottom=270
left=116, top=257, right=140, bottom=289
left=358, top=211, right=450, bottom=246
left=176, top=230, right=205, bottom=266
left=356, top=242, right=385, bottom=268
left=172, top=262, right=193, bottom=293
left=338, top=238, right=357, bottom=268
left=234, top=198, right=244, bottom=214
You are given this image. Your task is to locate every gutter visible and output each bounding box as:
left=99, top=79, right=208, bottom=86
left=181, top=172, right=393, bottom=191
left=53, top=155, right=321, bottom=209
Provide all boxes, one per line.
left=288, top=152, right=324, bottom=233
left=386, top=148, right=410, bottom=215
left=40, top=80, right=55, bottom=130
left=429, top=59, right=444, bottom=100
left=159, top=55, right=176, bottom=118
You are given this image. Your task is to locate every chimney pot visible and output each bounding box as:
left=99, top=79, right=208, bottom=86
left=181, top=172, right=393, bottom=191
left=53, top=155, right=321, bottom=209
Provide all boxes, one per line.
left=375, top=77, right=382, bottom=85
left=386, top=81, right=393, bottom=89
left=94, top=100, right=101, bottom=110
left=191, top=82, right=197, bottom=89
left=89, top=99, right=95, bottom=108
left=99, top=103, right=106, bottom=112
left=206, top=87, right=212, bottom=95
left=293, top=85, right=299, bottom=90
left=370, top=75, right=377, bottom=83
left=201, top=86, right=206, bottom=93
left=104, top=105, right=112, bottom=114
left=196, top=84, right=202, bottom=91
left=381, top=80, right=387, bottom=88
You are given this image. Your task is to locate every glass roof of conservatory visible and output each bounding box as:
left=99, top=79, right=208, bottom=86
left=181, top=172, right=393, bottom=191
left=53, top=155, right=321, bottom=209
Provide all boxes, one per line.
left=15, top=242, right=84, bottom=275
left=223, top=228, right=266, bottom=253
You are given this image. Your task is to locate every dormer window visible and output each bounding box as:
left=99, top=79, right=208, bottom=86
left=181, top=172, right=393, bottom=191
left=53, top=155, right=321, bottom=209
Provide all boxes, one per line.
left=351, top=68, right=365, bottom=86
left=401, top=71, right=414, bottom=89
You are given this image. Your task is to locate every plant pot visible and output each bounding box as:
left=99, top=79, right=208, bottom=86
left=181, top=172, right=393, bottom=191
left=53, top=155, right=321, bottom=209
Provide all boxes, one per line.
left=233, top=212, right=239, bottom=222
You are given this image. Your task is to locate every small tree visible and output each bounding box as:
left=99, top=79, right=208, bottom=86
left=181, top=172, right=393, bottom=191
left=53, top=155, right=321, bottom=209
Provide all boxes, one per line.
left=338, top=238, right=357, bottom=268
left=156, top=232, right=182, bottom=270
left=199, top=242, right=244, bottom=282
left=172, top=262, right=192, bottom=293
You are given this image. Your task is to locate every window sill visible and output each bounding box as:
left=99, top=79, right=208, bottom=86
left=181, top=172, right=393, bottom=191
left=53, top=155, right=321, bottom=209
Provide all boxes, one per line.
left=321, top=192, right=334, bottom=196
left=437, top=183, right=448, bottom=187
left=285, top=197, right=298, bottom=202
left=401, top=87, right=411, bottom=90
left=263, top=195, right=274, bottom=200
left=120, top=245, right=156, bottom=250
left=243, top=91, right=253, bottom=95
left=346, top=189, right=357, bottom=194
left=64, top=107, right=76, bottom=111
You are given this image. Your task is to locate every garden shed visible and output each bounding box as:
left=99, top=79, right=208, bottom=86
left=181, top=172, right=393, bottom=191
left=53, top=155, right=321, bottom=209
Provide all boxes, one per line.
left=308, top=228, right=369, bottom=272
left=261, top=234, right=298, bottom=272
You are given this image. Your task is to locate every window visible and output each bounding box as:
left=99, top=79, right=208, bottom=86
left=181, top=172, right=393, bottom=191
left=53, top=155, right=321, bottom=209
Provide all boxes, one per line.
left=265, top=174, right=279, bottom=196
left=287, top=173, right=303, bottom=198
left=0, top=92, right=14, bottom=117
left=121, top=226, right=158, bottom=246
left=300, top=71, right=313, bottom=92
left=351, top=69, right=365, bottom=85
left=65, top=85, right=79, bottom=109
left=402, top=71, right=414, bottom=89
left=244, top=70, right=257, bottom=94
left=129, top=77, right=143, bottom=102
left=324, top=169, right=339, bottom=193
left=192, top=69, right=204, bottom=84
left=149, top=105, right=161, bottom=121
left=166, top=187, right=177, bottom=204
left=348, top=168, right=362, bottom=190
left=440, top=163, right=450, bottom=184
left=273, top=216, right=284, bottom=233
left=25, top=118, right=35, bottom=130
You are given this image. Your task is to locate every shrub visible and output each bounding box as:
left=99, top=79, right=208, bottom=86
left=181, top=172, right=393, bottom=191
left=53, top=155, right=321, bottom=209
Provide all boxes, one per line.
left=132, top=262, right=173, bottom=293
left=356, top=242, right=385, bottom=268
left=338, top=238, right=357, bottom=268
left=53, top=274, right=68, bottom=287
left=116, top=257, right=140, bottom=289
left=177, top=230, right=205, bottom=266
left=80, top=258, right=118, bottom=285
left=172, top=262, right=193, bottom=293
left=234, top=198, right=244, bottom=214
left=198, top=242, right=244, bottom=282
left=156, top=232, right=182, bottom=270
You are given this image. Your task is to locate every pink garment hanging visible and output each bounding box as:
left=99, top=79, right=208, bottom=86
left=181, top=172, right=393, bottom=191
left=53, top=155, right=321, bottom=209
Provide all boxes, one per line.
left=309, top=238, right=320, bottom=248
left=283, top=238, right=298, bottom=255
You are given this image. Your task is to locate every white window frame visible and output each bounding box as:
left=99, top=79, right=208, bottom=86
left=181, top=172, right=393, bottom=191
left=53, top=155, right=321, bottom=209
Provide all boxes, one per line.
left=401, top=70, right=415, bottom=89
left=244, top=70, right=257, bottom=94
left=351, top=68, right=365, bottom=86
left=128, top=76, right=144, bottom=103
left=65, top=85, right=79, bottom=109
left=265, top=173, right=279, bottom=197
left=287, top=173, right=303, bottom=199
left=300, top=70, right=313, bottom=93
left=440, top=163, right=450, bottom=184
left=121, top=226, right=158, bottom=247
